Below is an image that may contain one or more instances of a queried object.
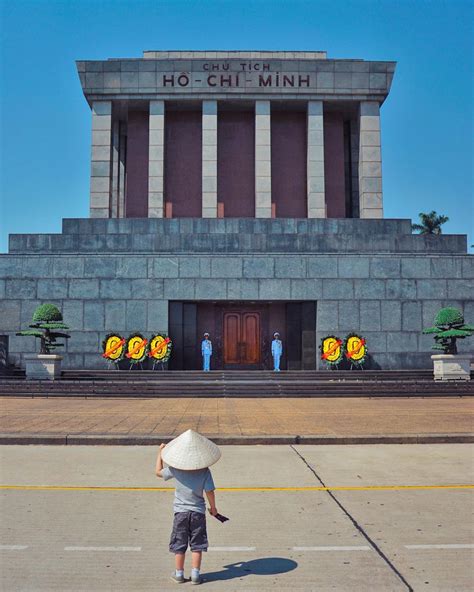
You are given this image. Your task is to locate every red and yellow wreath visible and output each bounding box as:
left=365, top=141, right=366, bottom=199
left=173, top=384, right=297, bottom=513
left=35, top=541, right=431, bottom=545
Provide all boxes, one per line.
left=344, top=333, right=367, bottom=367
left=320, top=335, right=343, bottom=367
left=125, top=333, right=148, bottom=364
left=148, top=333, right=172, bottom=363
left=102, top=333, right=126, bottom=362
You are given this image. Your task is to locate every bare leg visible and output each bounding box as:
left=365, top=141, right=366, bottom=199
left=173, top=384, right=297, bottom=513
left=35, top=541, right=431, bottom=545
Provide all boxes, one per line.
left=191, top=551, right=202, bottom=569
left=175, top=553, right=185, bottom=570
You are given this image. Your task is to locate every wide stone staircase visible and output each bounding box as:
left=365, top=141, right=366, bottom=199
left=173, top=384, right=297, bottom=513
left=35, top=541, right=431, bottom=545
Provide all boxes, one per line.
left=1, top=369, right=473, bottom=397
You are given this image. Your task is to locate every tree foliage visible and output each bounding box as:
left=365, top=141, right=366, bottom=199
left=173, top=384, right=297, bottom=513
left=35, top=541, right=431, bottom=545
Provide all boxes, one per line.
left=16, top=303, right=70, bottom=354
left=411, top=211, right=449, bottom=235
left=423, top=307, right=474, bottom=354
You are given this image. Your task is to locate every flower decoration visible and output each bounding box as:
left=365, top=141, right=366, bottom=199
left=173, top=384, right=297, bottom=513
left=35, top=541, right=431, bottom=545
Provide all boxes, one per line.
left=344, top=333, right=367, bottom=367
left=148, top=333, right=173, bottom=363
left=102, top=333, right=126, bottom=362
left=125, top=333, right=148, bottom=364
left=320, top=335, right=343, bottom=367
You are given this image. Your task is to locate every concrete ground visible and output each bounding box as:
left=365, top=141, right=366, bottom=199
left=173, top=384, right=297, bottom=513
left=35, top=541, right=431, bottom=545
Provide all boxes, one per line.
left=1, top=444, right=473, bottom=591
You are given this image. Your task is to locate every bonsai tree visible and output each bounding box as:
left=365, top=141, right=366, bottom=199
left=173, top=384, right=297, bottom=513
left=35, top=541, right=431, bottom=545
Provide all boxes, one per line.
left=16, top=303, right=70, bottom=354
left=423, top=307, right=474, bottom=354
left=412, top=211, right=449, bottom=235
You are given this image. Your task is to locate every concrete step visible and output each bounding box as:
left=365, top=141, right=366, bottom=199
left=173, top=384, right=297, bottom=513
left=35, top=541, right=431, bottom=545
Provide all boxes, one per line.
left=1, top=376, right=472, bottom=397
left=3, top=369, right=439, bottom=382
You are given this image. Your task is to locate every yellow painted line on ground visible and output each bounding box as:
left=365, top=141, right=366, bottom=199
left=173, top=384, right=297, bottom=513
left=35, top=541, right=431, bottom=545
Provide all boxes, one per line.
left=0, top=484, right=473, bottom=492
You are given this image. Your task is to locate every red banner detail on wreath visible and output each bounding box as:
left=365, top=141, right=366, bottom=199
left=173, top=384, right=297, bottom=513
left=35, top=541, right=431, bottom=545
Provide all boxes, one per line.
left=126, top=339, right=148, bottom=358
left=346, top=338, right=366, bottom=358
left=148, top=337, right=171, bottom=357
left=102, top=338, right=126, bottom=358
left=321, top=339, right=342, bottom=360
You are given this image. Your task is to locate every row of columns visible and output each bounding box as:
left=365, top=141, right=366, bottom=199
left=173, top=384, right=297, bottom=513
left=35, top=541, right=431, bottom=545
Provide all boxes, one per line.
left=89, top=100, right=383, bottom=219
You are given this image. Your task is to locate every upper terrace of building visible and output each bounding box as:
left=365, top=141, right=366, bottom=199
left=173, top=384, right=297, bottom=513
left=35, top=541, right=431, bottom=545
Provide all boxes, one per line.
left=76, top=50, right=396, bottom=105
left=143, top=50, right=328, bottom=59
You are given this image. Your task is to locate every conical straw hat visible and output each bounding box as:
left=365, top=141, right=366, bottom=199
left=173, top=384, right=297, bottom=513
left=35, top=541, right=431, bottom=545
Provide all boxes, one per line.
left=161, top=429, right=221, bottom=470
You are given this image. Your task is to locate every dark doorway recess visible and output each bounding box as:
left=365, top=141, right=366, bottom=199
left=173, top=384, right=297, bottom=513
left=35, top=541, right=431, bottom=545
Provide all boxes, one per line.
left=168, top=301, right=316, bottom=371
left=164, top=109, right=202, bottom=217
left=271, top=110, right=307, bottom=217
left=126, top=110, right=149, bottom=217
left=217, top=110, right=255, bottom=217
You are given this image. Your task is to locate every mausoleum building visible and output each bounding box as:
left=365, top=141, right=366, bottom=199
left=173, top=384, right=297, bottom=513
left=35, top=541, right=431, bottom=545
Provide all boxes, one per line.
left=0, top=51, right=472, bottom=370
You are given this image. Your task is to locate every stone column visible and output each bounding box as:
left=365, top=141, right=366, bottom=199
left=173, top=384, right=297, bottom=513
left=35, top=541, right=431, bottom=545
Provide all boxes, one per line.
left=358, top=101, right=383, bottom=218
left=202, top=100, right=218, bottom=217
left=255, top=100, right=272, bottom=218
left=148, top=100, right=165, bottom=218
left=307, top=101, right=326, bottom=218
left=90, top=101, right=112, bottom=218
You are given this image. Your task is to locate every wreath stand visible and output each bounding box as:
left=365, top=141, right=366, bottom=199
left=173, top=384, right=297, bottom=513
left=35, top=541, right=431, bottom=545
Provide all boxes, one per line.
left=152, top=360, right=166, bottom=371
left=129, top=360, right=145, bottom=371
left=106, top=359, right=120, bottom=371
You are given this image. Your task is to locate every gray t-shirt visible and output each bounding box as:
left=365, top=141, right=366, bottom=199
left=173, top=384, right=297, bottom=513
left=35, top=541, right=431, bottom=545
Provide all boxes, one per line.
left=162, top=466, right=215, bottom=514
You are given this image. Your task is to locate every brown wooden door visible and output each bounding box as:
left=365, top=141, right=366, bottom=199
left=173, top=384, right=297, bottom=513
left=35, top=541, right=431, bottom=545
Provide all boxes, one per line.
left=223, top=311, right=261, bottom=368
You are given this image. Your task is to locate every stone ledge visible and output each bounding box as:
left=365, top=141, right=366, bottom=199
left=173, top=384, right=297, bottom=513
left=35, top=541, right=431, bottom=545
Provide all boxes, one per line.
left=61, top=218, right=414, bottom=235
left=0, top=433, right=472, bottom=445
left=8, top=232, right=467, bottom=255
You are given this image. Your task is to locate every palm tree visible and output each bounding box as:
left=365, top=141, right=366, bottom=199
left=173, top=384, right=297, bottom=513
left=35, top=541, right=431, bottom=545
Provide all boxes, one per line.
left=411, top=211, right=449, bottom=235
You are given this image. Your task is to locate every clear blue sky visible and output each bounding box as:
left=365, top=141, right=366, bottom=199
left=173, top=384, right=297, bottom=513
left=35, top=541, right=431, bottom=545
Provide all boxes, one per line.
left=1, top=0, right=473, bottom=253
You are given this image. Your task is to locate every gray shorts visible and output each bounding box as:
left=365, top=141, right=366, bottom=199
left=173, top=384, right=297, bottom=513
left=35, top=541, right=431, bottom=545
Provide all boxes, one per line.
left=169, top=511, right=208, bottom=553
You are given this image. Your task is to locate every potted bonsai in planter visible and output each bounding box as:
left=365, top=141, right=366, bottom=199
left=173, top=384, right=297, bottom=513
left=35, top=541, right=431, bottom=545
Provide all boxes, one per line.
left=423, top=307, right=473, bottom=381
left=16, top=303, right=70, bottom=380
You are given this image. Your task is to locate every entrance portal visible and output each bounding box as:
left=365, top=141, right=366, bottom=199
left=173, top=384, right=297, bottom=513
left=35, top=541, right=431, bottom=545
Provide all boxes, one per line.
left=169, top=301, right=316, bottom=370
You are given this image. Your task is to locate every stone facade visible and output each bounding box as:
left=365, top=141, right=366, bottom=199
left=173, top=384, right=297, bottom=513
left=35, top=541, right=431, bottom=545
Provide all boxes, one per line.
left=1, top=50, right=472, bottom=372
left=77, top=50, right=395, bottom=220
left=1, top=218, right=472, bottom=370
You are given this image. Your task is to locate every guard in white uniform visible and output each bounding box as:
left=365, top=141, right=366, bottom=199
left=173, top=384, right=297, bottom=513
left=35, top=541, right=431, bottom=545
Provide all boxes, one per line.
left=201, top=332, right=212, bottom=372
left=271, top=332, right=283, bottom=372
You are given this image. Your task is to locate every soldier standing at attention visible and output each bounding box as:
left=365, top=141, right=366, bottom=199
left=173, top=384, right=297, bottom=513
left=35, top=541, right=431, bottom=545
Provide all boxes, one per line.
left=201, top=332, right=212, bottom=372
left=271, top=332, right=283, bottom=372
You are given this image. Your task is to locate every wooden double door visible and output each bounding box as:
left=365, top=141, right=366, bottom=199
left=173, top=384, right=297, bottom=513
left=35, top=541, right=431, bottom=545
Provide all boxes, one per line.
left=223, top=310, right=261, bottom=368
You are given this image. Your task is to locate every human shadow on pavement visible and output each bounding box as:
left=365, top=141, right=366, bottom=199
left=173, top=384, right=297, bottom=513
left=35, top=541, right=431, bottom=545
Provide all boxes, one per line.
left=202, top=557, right=298, bottom=582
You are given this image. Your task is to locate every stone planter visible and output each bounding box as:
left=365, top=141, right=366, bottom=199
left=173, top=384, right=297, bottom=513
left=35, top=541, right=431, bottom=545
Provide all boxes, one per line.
left=24, top=354, right=63, bottom=380
left=431, top=354, right=471, bottom=381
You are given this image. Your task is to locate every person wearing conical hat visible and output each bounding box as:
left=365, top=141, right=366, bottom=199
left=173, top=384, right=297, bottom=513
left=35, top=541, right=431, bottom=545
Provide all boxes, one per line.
left=271, top=332, right=283, bottom=372
left=156, top=429, right=221, bottom=585
left=201, top=333, right=212, bottom=372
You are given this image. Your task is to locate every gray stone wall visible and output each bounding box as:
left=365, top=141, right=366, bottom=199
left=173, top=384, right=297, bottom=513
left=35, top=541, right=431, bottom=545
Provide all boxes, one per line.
left=8, top=218, right=467, bottom=255
left=1, top=251, right=472, bottom=370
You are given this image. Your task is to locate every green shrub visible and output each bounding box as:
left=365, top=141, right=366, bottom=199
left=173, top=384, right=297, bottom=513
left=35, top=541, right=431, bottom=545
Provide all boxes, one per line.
left=32, top=303, right=64, bottom=323
left=423, top=307, right=474, bottom=354
left=16, top=303, right=70, bottom=354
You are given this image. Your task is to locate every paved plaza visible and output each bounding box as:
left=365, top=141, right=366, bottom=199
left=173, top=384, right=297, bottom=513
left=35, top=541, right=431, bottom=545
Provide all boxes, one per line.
left=0, top=396, right=473, bottom=443
left=1, top=443, right=473, bottom=591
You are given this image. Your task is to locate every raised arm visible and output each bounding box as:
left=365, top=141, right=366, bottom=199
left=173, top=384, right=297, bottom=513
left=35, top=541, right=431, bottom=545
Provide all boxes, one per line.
left=205, top=489, right=218, bottom=516
left=155, top=443, right=166, bottom=478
